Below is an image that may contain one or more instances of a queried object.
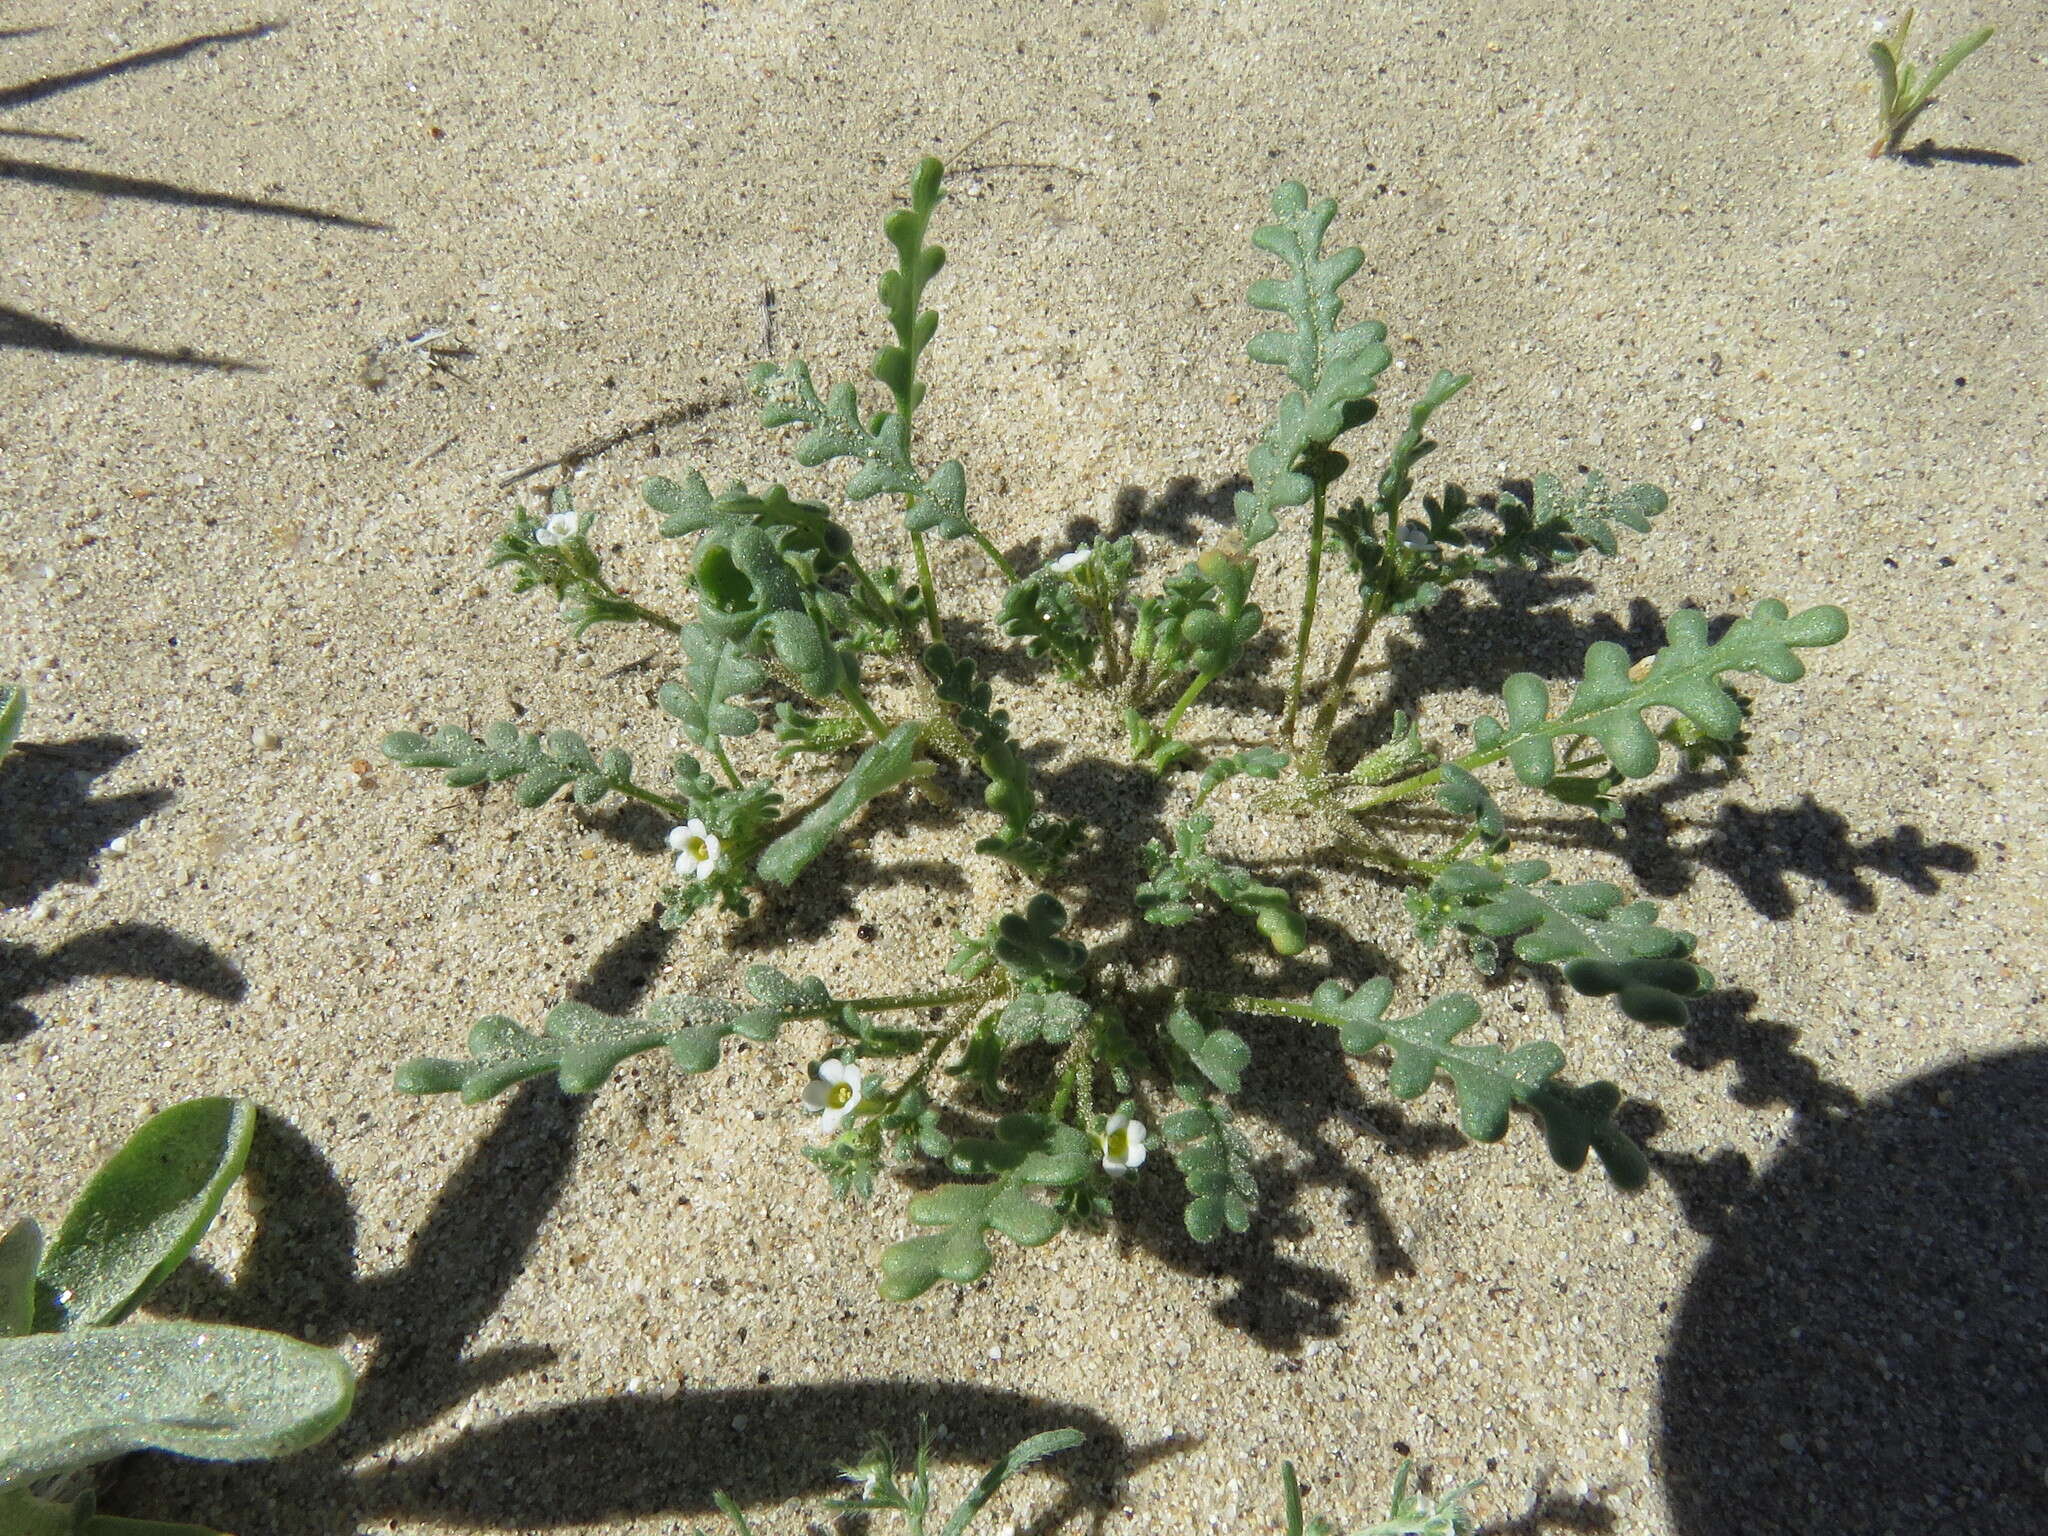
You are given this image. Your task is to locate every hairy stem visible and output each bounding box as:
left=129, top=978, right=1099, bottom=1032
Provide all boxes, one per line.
left=1306, top=596, right=1385, bottom=766
left=1281, top=485, right=1327, bottom=741
left=909, top=526, right=944, bottom=648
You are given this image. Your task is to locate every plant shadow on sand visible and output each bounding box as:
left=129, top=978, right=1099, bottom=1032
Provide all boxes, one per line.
left=0, top=734, right=243, bottom=1041
left=119, top=918, right=1158, bottom=1534
left=0, top=21, right=384, bottom=370
left=1657, top=1048, right=2047, bottom=1535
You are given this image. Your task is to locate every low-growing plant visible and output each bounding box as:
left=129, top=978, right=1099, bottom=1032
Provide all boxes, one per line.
left=1866, top=8, right=1996, bottom=156
left=1282, top=1457, right=1478, bottom=1536
left=0, top=1098, right=355, bottom=1536
left=386, top=159, right=1847, bottom=1298
left=698, top=1424, right=1082, bottom=1536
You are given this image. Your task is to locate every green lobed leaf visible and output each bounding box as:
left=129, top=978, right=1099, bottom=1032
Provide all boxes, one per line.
left=878, top=1174, right=1065, bottom=1301
left=1307, top=978, right=1643, bottom=1185
left=988, top=894, right=1088, bottom=983
left=754, top=722, right=926, bottom=887
left=1469, top=600, right=1848, bottom=787
left=1161, top=1102, right=1257, bottom=1241
left=995, top=991, right=1090, bottom=1047
left=1235, top=182, right=1394, bottom=544
left=1427, top=859, right=1711, bottom=1026
left=947, top=1115, right=1094, bottom=1186
left=395, top=995, right=745, bottom=1104
left=34, top=1098, right=255, bottom=1333
left=0, top=1322, right=353, bottom=1492
left=1166, top=1001, right=1252, bottom=1096
left=661, top=625, right=766, bottom=751
left=380, top=722, right=632, bottom=809
left=1434, top=762, right=1506, bottom=850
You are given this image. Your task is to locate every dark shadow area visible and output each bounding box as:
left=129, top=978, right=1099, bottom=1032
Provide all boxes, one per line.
left=1897, top=140, right=2023, bottom=167
left=0, top=300, right=259, bottom=370
left=2, top=20, right=384, bottom=367
left=121, top=925, right=1137, bottom=1534
left=1660, top=1048, right=2047, bottom=1535
left=0, top=923, right=244, bottom=1043
left=0, top=733, right=246, bottom=1041
left=0, top=735, right=169, bottom=905
left=0, top=22, right=274, bottom=109
left=0, top=155, right=386, bottom=227
left=1475, top=1464, right=1619, bottom=1535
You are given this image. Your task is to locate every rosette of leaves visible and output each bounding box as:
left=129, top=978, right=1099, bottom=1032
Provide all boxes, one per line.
left=383, top=159, right=1850, bottom=1304
left=1, top=1099, right=354, bottom=1536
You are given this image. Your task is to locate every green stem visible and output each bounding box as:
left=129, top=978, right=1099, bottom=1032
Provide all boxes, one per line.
left=839, top=678, right=891, bottom=740
left=1158, top=665, right=1222, bottom=740
left=969, top=525, right=1018, bottom=583
left=1306, top=597, right=1385, bottom=766
left=1281, top=486, right=1327, bottom=742
left=909, top=527, right=944, bottom=648
left=708, top=740, right=744, bottom=791
left=615, top=596, right=684, bottom=635
left=615, top=778, right=697, bottom=820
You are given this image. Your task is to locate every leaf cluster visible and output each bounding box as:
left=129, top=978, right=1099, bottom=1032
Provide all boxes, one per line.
left=2, top=1101, right=353, bottom=1536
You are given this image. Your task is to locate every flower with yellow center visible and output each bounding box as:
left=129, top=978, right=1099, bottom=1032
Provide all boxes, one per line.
left=802, top=1059, right=864, bottom=1135
left=1099, top=1111, right=1148, bottom=1177
left=667, top=818, right=721, bottom=881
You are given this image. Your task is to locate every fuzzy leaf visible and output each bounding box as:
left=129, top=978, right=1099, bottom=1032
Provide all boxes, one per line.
left=381, top=722, right=632, bottom=809
left=1434, top=762, right=1507, bottom=850
left=1196, top=746, right=1289, bottom=805
left=1469, top=600, right=1848, bottom=787
left=0, top=1323, right=353, bottom=1491
left=878, top=1175, right=1064, bottom=1301
left=1307, top=977, right=1643, bottom=1184
left=395, top=995, right=744, bottom=1103
left=1485, top=471, right=1668, bottom=567
left=0, top=686, right=23, bottom=763
left=754, top=723, right=926, bottom=886
left=1428, top=859, right=1711, bottom=1026
left=34, top=1098, right=255, bottom=1333
left=947, top=1115, right=1094, bottom=1186
left=985, top=894, right=1088, bottom=983
left=1162, top=1102, right=1257, bottom=1241
left=937, top=1427, right=1086, bottom=1536
left=995, top=991, right=1090, bottom=1047
left=1166, top=1001, right=1252, bottom=1096
left=660, top=627, right=767, bottom=752
left=1236, top=182, right=1393, bottom=544
left=0, top=1222, right=37, bottom=1339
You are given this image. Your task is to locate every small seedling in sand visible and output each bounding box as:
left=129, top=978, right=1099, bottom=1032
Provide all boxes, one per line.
left=0, top=1098, right=354, bottom=1536
left=386, top=160, right=1846, bottom=1299
left=1282, top=1457, right=1479, bottom=1536
left=1866, top=9, right=1996, bottom=156
left=699, top=1425, right=1082, bottom=1536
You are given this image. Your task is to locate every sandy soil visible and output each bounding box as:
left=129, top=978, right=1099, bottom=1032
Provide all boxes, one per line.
left=3, top=4, right=2042, bottom=1533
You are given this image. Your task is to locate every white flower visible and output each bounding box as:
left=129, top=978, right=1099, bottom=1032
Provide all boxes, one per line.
left=1099, top=1111, right=1148, bottom=1176
left=802, top=1059, right=865, bottom=1134
left=1048, top=544, right=1092, bottom=575
left=533, top=508, right=579, bottom=547
left=667, top=818, right=722, bottom=880
left=1396, top=520, right=1433, bottom=551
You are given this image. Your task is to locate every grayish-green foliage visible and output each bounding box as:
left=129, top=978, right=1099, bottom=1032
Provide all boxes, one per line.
left=1282, top=1456, right=1480, bottom=1536
left=386, top=160, right=1846, bottom=1301
left=1, top=1100, right=353, bottom=1536
left=699, top=1423, right=1082, bottom=1536
left=1866, top=9, right=1996, bottom=155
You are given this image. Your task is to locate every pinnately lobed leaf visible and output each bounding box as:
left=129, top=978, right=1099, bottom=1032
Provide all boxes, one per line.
left=1474, top=600, right=1847, bottom=786
left=0, top=1322, right=354, bottom=1492
left=33, top=1098, right=255, bottom=1333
